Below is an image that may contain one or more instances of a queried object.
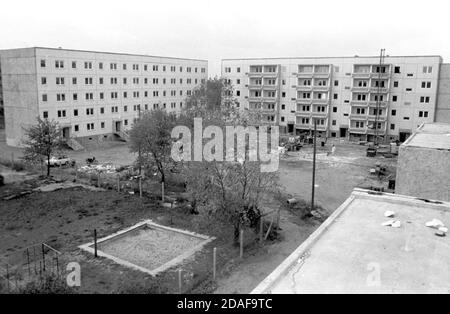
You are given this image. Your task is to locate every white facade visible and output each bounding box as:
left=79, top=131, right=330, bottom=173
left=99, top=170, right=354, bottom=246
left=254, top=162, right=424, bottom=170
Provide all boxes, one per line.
left=222, top=55, right=442, bottom=142
left=0, top=47, right=208, bottom=147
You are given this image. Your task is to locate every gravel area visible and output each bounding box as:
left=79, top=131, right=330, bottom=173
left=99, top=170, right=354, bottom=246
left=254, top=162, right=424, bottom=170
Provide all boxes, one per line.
left=97, top=225, right=204, bottom=271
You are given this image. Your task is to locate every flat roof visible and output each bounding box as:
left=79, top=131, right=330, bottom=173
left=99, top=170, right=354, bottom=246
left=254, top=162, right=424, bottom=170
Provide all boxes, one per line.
left=222, top=55, right=443, bottom=61
left=252, top=189, right=450, bottom=294
left=0, top=47, right=208, bottom=62
left=403, top=123, right=450, bottom=150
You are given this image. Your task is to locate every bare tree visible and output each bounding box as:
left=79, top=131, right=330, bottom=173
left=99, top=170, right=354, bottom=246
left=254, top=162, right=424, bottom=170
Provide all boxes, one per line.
left=129, top=109, right=177, bottom=200
left=22, top=117, right=64, bottom=176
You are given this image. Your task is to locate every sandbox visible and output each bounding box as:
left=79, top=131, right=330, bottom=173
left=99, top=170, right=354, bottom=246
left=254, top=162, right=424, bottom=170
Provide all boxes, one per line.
left=79, top=220, right=215, bottom=276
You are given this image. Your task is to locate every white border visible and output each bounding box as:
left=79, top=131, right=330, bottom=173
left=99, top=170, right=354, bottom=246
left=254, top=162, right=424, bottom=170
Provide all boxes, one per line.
left=79, top=220, right=215, bottom=276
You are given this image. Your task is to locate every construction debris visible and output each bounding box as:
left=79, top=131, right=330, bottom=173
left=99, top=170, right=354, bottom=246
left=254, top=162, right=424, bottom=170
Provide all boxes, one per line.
left=384, top=211, right=395, bottom=218
left=425, top=219, right=445, bottom=229
left=78, top=163, right=116, bottom=174
left=382, top=220, right=401, bottom=228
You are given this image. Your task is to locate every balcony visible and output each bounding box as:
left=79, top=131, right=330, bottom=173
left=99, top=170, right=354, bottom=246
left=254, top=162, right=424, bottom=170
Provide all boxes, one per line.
left=349, top=114, right=367, bottom=120
left=295, top=124, right=311, bottom=130
left=351, top=86, right=370, bottom=93
left=248, top=97, right=263, bottom=102
left=297, top=85, right=313, bottom=91
left=349, top=127, right=367, bottom=134
left=313, top=85, right=330, bottom=92
left=313, top=73, right=331, bottom=79
left=296, top=111, right=311, bottom=117
left=367, top=115, right=387, bottom=122
left=297, top=72, right=314, bottom=79
left=261, top=96, right=277, bottom=102
left=311, top=111, right=328, bottom=118
left=248, top=72, right=263, bottom=78
left=350, top=101, right=369, bottom=107
left=370, top=72, right=390, bottom=79
left=297, top=98, right=312, bottom=105
left=368, top=101, right=388, bottom=108
left=369, top=87, right=389, bottom=94
left=262, top=84, right=278, bottom=90
left=352, top=72, right=371, bottom=79
left=367, top=128, right=386, bottom=135
left=262, top=71, right=278, bottom=78
left=248, top=84, right=263, bottom=89
left=311, top=98, right=328, bottom=105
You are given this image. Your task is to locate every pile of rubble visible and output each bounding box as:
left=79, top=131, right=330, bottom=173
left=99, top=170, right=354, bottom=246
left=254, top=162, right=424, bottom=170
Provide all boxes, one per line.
left=78, top=163, right=116, bottom=174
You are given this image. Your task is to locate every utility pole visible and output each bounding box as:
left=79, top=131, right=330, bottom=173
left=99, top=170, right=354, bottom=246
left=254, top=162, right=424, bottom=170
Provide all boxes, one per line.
left=375, top=48, right=385, bottom=147
left=138, top=105, right=142, bottom=175
left=311, top=119, right=317, bottom=214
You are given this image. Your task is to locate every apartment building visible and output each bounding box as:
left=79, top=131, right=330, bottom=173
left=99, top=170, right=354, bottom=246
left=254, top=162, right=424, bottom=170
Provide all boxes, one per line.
left=222, top=55, right=443, bottom=142
left=0, top=47, right=208, bottom=148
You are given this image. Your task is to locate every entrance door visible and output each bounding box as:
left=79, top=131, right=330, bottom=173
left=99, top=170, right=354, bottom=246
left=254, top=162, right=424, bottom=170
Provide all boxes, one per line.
left=62, top=127, right=70, bottom=139
left=340, top=128, right=347, bottom=138
left=287, top=123, right=294, bottom=134
left=115, top=121, right=121, bottom=132
left=399, top=132, right=410, bottom=142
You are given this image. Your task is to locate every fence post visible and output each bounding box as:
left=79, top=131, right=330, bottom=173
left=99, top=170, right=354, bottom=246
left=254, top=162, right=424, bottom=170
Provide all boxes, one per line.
left=213, top=247, right=217, bottom=280
left=41, top=244, right=46, bottom=272
left=259, top=217, right=264, bottom=243
left=94, top=229, right=98, bottom=258
left=240, top=229, right=244, bottom=259
left=26, top=248, right=31, bottom=276
left=178, top=269, right=182, bottom=294
left=139, top=177, right=142, bottom=198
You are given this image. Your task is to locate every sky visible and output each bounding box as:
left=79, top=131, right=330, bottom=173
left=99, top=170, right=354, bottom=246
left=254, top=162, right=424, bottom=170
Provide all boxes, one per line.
left=1, top=0, right=449, bottom=77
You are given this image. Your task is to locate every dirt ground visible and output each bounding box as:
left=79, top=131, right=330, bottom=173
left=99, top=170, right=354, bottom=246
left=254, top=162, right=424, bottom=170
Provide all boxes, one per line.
left=0, top=130, right=398, bottom=294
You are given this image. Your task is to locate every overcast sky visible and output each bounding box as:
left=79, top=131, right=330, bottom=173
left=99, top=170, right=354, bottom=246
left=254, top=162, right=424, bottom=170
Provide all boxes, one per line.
left=1, top=0, right=449, bottom=76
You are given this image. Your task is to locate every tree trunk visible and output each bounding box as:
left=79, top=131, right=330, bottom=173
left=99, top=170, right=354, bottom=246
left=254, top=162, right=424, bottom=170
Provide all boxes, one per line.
left=47, top=155, right=51, bottom=177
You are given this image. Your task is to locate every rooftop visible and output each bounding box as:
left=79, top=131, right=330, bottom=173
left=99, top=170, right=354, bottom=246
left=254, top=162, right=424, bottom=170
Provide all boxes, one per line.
left=0, top=47, right=208, bottom=62
left=403, top=122, right=450, bottom=150
left=222, top=55, right=443, bottom=61
left=252, top=189, right=450, bottom=294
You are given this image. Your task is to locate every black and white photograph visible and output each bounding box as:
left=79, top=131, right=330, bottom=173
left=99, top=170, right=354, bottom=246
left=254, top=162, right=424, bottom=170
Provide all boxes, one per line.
left=0, top=0, right=449, bottom=302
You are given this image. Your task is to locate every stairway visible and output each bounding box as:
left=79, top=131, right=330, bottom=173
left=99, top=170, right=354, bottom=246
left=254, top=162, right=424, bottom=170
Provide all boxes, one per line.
left=66, top=137, right=85, bottom=151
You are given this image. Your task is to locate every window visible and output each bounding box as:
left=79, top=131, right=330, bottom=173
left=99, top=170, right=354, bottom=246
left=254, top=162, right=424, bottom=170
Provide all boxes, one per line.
left=406, top=88, right=412, bottom=92
left=391, top=109, right=396, bottom=116
left=41, top=77, right=47, bottom=85
left=110, top=63, right=117, bottom=70
left=403, top=117, right=410, bottom=120
left=99, top=77, right=104, bottom=85
left=73, top=93, right=78, bottom=101
left=236, top=91, right=240, bottom=96
left=40, top=60, right=46, bottom=68
left=282, top=92, right=286, bottom=98
left=420, top=96, right=430, bottom=103
left=84, top=62, right=92, bottom=69
left=101, top=122, right=105, bottom=129
left=394, top=66, right=400, bottom=74
left=74, top=125, right=79, bottom=132
left=87, top=123, right=94, bottom=131
left=55, top=60, right=64, bottom=68
left=423, top=66, right=433, bottom=74
left=333, top=94, right=338, bottom=100
left=99, top=92, right=104, bottom=100
left=333, top=107, right=337, bottom=113
left=72, top=61, right=77, bottom=69
left=332, top=120, right=336, bottom=126
left=392, top=95, right=398, bottom=102
left=334, top=80, right=339, bottom=86
left=421, top=81, right=432, bottom=88
left=57, top=110, right=66, bottom=118
left=390, top=124, right=395, bottom=130
left=393, top=81, right=399, bottom=88
left=56, top=77, right=65, bottom=85
left=123, top=63, right=127, bottom=70
left=43, top=111, right=48, bottom=118
left=72, top=77, right=77, bottom=85
left=237, top=67, right=241, bottom=73
left=56, top=93, right=65, bottom=101
left=99, top=62, right=103, bottom=70
left=100, top=107, right=105, bottom=114
left=86, top=108, right=94, bottom=115
left=74, top=109, right=78, bottom=116
left=407, top=73, right=414, bottom=77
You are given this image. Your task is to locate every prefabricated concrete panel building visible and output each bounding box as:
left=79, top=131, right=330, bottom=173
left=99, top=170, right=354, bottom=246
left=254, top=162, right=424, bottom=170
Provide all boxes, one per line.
left=396, top=122, right=450, bottom=202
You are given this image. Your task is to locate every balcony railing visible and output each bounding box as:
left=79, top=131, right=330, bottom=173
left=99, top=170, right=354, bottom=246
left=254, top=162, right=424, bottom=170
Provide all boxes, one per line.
left=297, top=72, right=314, bottom=78
left=367, top=115, right=387, bottom=122
left=248, top=84, right=263, bottom=89
left=370, top=72, right=390, bottom=79
left=313, top=85, right=330, bottom=92
left=367, top=128, right=386, bottom=135
left=297, top=98, right=313, bottom=104
left=296, top=111, right=311, bottom=117
left=350, top=101, right=369, bottom=107
left=352, top=72, right=371, bottom=79
left=311, top=111, right=328, bottom=118
left=369, top=87, right=389, bottom=94
left=368, top=101, right=388, bottom=108
left=312, top=98, right=328, bottom=105
left=349, top=114, right=368, bottom=120
left=297, top=85, right=313, bottom=91
left=351, top=86, right=369, bottom=92
left=349, top=127, right=367, bottom=134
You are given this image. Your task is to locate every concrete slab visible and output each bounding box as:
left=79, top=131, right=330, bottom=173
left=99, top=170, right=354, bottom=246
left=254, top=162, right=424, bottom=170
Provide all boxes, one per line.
left=252, top=189, right=450, bottom=294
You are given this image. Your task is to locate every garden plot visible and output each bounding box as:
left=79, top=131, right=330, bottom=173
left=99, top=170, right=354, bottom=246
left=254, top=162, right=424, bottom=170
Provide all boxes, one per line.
left=79, top=220, right=215, bottom=276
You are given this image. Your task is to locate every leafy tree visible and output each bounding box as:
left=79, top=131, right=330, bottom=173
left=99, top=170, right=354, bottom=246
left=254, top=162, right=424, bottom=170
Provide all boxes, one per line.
left=22, top=117, right=65, bottom=176
left=129, top=109, right=177, bottom=200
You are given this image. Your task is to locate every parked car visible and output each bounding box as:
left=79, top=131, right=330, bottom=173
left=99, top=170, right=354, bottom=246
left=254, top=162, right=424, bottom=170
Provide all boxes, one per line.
left=45, top=155, right=76, bottom=167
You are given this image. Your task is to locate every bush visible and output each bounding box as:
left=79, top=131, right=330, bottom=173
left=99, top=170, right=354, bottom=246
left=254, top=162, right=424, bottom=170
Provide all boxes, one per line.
left=19, top=274, right=76, bottom=294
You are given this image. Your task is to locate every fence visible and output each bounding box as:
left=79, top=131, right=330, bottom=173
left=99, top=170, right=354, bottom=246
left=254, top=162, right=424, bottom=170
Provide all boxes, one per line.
left=0, top=243, right=62, bottom=293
